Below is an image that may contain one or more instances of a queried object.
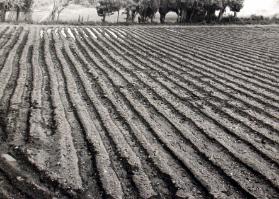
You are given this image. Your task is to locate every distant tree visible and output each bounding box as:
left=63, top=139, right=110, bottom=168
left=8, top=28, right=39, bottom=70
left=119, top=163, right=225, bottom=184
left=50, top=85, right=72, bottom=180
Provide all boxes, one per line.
left=48, top=0, right=70, bottom=21
left=227, top=0, right=244, bottom=17
left=0, top=0, right=33, bottom=21
left=0, top=0, right=12, bottom=21
left=14, top=0, right=34, bottom=21
left=96, top=0, right=121, bottom=22
left=202, top=0, right=244, bottom=21
left=124, top=0, right=138, bottom=22
left=218, top=0, right=244, bottom=20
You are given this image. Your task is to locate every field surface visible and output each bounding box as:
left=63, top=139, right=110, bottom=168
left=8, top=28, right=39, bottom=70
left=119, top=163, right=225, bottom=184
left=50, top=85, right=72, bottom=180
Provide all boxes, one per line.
left=0, top=25, right=279, bottom=199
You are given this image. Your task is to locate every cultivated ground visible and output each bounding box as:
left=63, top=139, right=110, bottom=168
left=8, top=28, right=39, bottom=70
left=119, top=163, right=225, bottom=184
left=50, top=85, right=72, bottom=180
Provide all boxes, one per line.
left=0, top=24, right=279, bottom=199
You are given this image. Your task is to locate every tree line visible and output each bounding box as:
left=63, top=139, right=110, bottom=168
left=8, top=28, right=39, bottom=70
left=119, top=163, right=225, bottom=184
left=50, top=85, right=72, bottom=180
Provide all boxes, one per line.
left=0, top=0, right=33, bottom=21
left=97, top=0, right=245, bottom=23
left=0, top=0, right=245, bottom=23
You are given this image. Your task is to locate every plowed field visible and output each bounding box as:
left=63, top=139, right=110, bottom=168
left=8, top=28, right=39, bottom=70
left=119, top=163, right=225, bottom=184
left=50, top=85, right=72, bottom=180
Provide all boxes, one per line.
left=0, top=25, right=279, bottom=199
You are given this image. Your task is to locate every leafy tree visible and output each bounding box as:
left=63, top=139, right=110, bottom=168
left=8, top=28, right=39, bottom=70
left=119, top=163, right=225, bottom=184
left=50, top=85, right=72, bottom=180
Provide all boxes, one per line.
left=0, top=0, right=12, bottom=21
left=13, top=0, right=34, bottom=21
left=0, top=0, right=33, bottom=21
left=202, top=0, right=244, bottom=21
left=123, top=0, right=138, bottom=22
left=96, top=0, right=121, bottom=22
left=227, top=0, right=244, bottom=17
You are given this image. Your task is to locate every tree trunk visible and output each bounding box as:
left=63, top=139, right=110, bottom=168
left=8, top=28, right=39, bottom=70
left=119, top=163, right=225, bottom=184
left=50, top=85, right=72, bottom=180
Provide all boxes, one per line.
left=189, top=9, right=195, bottom=23
left=0, top=11, right=3, bottom=22
left=16, top=7, right=20, bottom=21
left=126, top=9, right=130, bottom=22
left=57, top=6, right=68, bottom=22
left=160, top=14, right=165, bottom=23
left=181, top=9, right=187, bottom=23
left=218, top=8, right=225, bottom=21
left=151, top=15, right=154, bottom=23
left=2, top=10, right=6, bottom=22
left=117, top=10, right=119, bottom=23
left=50, top=7, right=57, bottom=21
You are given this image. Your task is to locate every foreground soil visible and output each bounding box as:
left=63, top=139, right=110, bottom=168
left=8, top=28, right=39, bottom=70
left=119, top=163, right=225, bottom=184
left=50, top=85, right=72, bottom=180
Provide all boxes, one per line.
left=0, top=25, right=279, bottom=199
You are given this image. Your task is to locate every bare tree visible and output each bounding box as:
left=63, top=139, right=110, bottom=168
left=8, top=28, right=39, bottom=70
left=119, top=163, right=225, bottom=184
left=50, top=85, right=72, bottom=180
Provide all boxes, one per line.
left=47, top=0, right=70, bottom=21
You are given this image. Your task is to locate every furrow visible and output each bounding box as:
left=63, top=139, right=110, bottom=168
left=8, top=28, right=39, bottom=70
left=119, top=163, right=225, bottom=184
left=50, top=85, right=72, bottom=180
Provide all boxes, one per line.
left=165, top=27, right=279, bottom=72
left=28, top=28, right=50, bottom=150
left=109, top=28, right=279, bottom=154
left=38, top=29, right=56, bottom=142
left=59, top=33, right=140, bottom=199
left=69, top=29, right=207, bottom=199
left=6, top=28, right=35, bottom=146
left=62, top=49, right=156, bottom=199
left=75, top=28, right=216, bottom=198
left=132, top=28, right=279, bottom=99
left=125, top=28, right=279, bottom=110
left=0, top=154, right=53, bottom=199
left=0, top=28, right=72, bottom=198
left=92, top=28, right=279, bottom=197
left=47, top=31, right=124, bottom=199
left=25, top=31, right=83, bottom=195
left=0, top=29, right=28, bottom=142
left=0, top=170, right=28, bottom=199
left=0, top=27, right=22, bottom=72
left=108, top=26, right=279, bottom=161
left=0, top=26, right=11, bottom=47
left=44, top=29, right=104, bottom=198
left=157, top=28, right=279, bottom=82
left=59, top=31, right=157, bottom=199
left=121, top=28, right=279, bottom=132
left=78, top=27, right=256, bottom=199
left=174, top=26, right=279, bottom=60
left=0, top=26, right=8, bottom=37
left=1, top=25, right=278, bottom=199
left=124, top=27, right=277, bottom=101
left=0, top=27, right=16, bottom=50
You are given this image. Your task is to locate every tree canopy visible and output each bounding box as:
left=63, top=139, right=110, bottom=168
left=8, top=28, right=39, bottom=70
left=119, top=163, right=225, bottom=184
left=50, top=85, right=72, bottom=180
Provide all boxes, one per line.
left=0, top=0, right=33, bottom=10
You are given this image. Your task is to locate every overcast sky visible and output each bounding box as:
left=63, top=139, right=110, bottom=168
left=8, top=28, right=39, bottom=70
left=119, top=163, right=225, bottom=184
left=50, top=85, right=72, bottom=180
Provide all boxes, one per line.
left=239, top=0, right=279, bottom=17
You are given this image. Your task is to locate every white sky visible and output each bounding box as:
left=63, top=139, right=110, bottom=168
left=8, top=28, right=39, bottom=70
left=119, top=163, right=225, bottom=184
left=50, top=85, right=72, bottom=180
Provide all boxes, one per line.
left=239, top=0, right=279, bottom=17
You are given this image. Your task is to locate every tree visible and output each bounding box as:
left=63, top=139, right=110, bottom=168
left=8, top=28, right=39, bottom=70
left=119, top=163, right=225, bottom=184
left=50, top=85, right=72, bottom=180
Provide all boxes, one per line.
left=218, top=0, right=244, bottom=20
left=96, top=0, right=121, bottom=22
left=202, top=0, right=244, bottom=21
left=227, top=0, right=244, bottom=17
left=0, top=0, right=12, bottom=21
left=14, top=0, right=33, bottom=21
left=120, top=0, right=137, bottom=22
left=47, top=0, right=70, bottom=21
left=0, top=0, right=33, bottom=21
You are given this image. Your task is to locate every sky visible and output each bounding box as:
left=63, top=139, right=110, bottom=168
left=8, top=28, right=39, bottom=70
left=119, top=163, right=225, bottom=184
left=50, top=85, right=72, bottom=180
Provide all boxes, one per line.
left=238, top=0, right=279, bottom=17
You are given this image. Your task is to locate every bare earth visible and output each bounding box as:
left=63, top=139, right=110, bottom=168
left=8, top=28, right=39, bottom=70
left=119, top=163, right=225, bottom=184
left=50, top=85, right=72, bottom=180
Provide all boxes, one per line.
left=0, top=25, right=279, bottom=199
